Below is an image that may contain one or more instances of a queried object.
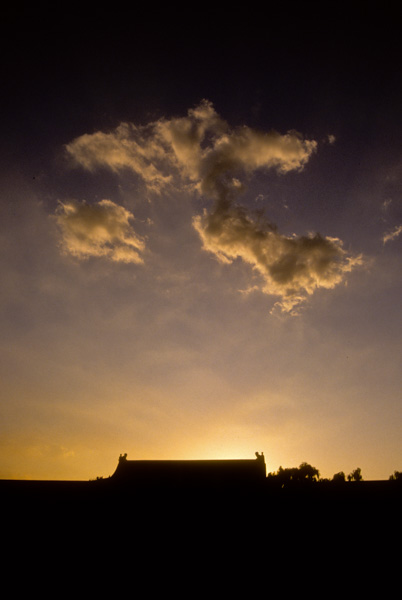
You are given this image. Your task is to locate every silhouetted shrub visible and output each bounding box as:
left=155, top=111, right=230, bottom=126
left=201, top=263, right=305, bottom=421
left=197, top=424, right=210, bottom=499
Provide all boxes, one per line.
left=332, top=471, right=346, bottom=483
left=267, top=462, right=320, bottom=487
left=347, top=467, right=363, bottom=482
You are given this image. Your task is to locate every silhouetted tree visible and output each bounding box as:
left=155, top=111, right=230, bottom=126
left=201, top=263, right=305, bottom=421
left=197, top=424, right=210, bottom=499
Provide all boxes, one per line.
left=267, top=463, right=320, bottom=487
left=389, top=470, right=402, bottom=481
left=298, top=462, right=320, bottom=482
left=332, top=471, right=346, bottom=483
left=347, top=467, right=363, bottom=482
left=267, top=466, right=294, bottom=487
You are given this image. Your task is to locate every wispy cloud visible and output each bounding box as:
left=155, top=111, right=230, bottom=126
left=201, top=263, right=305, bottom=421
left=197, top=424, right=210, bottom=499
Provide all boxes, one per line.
left=65, top=124, right=173, bottom=193
left=54, top=199, right=145, bottom=263
left=64, top=100, right=362, bottom=312
left=382, top=224, right=402, bottom=245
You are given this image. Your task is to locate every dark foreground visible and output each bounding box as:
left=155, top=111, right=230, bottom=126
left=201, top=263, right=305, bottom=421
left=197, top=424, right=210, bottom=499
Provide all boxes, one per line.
left=2, top=478, right=401, bottom=593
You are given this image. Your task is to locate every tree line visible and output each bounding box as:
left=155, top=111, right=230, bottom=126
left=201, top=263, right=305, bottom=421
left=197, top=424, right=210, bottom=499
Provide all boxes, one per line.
left=266, top=463, right=402, bottom=486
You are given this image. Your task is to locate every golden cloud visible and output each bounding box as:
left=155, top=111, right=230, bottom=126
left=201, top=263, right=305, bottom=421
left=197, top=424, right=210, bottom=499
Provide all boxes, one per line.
left=65, top=100, right=317, bottom=198
left=65, top=124, right=173, bottom=193
left=64, top=101, right=362, bottom=311
left=193, top=204, right=363, bottom=314
left=54, top=199, right=145, bottom=263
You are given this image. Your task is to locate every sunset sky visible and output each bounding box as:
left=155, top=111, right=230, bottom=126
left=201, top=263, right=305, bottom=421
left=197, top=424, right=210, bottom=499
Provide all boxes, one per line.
left=1, top=4, right=401, bottom=480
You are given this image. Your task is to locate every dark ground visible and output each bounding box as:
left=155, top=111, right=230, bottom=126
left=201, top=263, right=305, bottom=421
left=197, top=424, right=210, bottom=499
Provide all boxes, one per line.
left=2, top=478, right=400, bottom=594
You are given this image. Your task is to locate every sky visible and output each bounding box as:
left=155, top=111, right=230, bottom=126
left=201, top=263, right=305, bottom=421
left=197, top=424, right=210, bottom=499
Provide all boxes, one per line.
left=1, top=4, right=401, bottom=480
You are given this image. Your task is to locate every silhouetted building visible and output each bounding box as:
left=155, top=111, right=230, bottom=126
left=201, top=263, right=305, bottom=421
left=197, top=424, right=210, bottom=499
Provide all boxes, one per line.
left=109, top=452, right=266, bottom=488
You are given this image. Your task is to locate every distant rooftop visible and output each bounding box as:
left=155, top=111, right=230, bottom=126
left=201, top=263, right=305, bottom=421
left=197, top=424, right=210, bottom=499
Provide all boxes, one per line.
left=110, top=452, right=266, bottom=485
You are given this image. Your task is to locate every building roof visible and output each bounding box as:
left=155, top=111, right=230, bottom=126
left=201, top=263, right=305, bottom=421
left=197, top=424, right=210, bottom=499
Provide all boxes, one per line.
left=110, top=452, right=266, bottom=486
